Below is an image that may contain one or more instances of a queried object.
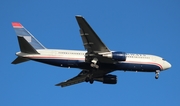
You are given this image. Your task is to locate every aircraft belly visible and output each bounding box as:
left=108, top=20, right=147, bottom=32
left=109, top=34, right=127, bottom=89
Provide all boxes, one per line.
left=31, top=58, right=117, bottom=69
left=32, top=59, right=86, bottom=68
left=116, top=62, right=161, bottom=72
left=31, top=59, right=161, bottom=72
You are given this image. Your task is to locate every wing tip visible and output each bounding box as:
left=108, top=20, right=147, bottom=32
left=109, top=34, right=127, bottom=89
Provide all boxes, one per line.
left=12, top=22, right=23, bottom=28
left=55, top=83, right=64, bottom=87
left=75, top=15, right=83, bottom=18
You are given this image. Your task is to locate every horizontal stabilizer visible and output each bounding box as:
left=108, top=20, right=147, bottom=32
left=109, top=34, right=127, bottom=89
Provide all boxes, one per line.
left=12, top=57, right=29, bottom=64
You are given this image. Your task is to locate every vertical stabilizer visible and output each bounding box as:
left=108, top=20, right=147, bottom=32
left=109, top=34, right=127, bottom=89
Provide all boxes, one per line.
left=12, top=22, right=46, bottom=64
left=12, top=22, right=46, bottom=51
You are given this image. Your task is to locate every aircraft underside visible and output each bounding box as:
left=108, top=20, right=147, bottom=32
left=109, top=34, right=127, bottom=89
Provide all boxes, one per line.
left=32, top=59, right=161, bottom=72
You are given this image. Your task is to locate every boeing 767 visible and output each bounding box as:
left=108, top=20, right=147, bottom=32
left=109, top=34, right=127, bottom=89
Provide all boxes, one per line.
left=12, top=16, right=171, bottom=87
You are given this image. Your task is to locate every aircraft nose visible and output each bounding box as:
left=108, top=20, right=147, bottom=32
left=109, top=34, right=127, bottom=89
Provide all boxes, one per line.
left=163, top=61, right=171, bottom=70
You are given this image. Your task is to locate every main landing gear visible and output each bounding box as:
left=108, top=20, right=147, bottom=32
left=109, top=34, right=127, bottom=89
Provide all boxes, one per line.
left=155, top=70, right=160, bottom=79
left=90, top=58, right=99, bottom=69
left=86, top=58, right=99, bottom=84
left=85, top=77, right=94, bottom=84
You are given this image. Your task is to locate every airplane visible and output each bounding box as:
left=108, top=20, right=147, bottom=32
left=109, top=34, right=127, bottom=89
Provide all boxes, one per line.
left=12, top=15, right=171, bottom=87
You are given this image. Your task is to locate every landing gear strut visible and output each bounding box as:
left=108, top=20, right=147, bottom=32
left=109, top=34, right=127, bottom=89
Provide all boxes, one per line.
left=85, top=77, right=94, bottom=84
left=90, top=58, right=99, bottom=69
left=155, top=70, right=160, bottom=79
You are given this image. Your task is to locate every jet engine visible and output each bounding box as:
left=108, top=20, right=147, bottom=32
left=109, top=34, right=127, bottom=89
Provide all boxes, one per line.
left=96, top=74, right=117, bottom=84
left=102, top=51, right=126, bottom=61
left=112, top=52, right=126, bottom=61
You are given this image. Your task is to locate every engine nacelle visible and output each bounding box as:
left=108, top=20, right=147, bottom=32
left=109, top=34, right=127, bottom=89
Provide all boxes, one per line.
left=101, top=51, right=126, bottom=61
left=96, top=74, right=117, bottom=84
left=112, top=51, right=126, bottom=61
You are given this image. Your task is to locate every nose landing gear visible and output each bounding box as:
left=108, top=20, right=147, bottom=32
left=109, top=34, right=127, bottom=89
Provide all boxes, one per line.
left=155, top=70, right=160, bottom=79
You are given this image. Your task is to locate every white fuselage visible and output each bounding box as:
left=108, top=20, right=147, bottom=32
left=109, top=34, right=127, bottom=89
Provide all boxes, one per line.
left=16, top=49, right=171, bottom=72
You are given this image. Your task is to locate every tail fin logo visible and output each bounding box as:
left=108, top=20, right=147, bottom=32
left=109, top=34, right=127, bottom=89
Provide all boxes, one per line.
left=12, top=22, right=46, bottom=50
left=12, top=22, right=23, bottom=28
left=24, top=36, right=32, bottom=42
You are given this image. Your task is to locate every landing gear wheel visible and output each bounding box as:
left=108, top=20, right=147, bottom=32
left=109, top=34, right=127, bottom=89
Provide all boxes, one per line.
left=155, top=75, right=159, bottom=79
left=90, top=63, right=95, bottom=67
left=89, top=79, right=94, bottom=84
left=90, top=63, right=99, bottom=69
left=155, top=70, right=160, bottom=79
left=85, top=77, right=89, bottom=82
left=95, top=65, right=99, bottom=69
left=85, top=77, right=94, bottom=84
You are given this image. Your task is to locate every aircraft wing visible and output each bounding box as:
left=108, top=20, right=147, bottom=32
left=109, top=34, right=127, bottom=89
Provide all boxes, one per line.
left=55, top=70, right=88, bottom=87
left=76, top=16, right=116, bottom=64
left=76, top=16, right=110, bottom=53
left=55, top=69, right=113, bottom=87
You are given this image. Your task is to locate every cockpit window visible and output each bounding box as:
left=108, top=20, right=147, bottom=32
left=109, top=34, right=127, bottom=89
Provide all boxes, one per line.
left=162, top=58, right=165, bottom=61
